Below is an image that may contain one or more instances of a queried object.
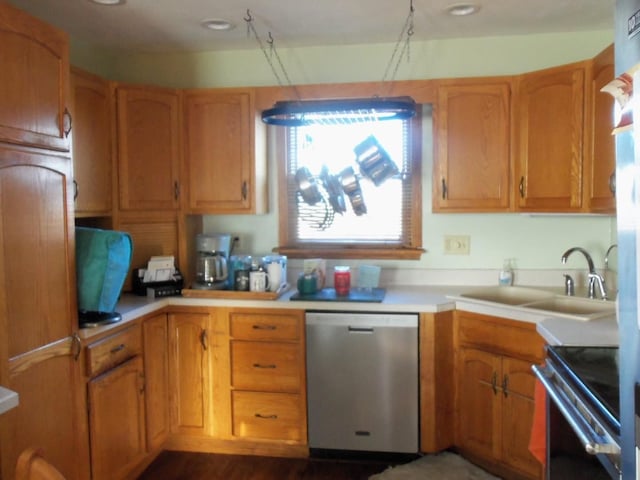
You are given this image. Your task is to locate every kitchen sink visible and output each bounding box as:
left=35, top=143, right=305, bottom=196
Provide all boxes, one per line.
left=454, top=286, right=616, bottom=321
left=458, top=286, right=555, bottom=305
left=522, top=297, right=615, bottom=318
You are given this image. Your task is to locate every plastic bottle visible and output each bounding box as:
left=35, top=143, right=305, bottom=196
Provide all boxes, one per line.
left=499, top=259, right=514, bottom=286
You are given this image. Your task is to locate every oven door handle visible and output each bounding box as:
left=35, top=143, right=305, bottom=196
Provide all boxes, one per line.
left=532, top=364, right=620, bottom=456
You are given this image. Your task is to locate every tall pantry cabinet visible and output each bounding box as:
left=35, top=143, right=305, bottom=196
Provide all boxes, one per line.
left=0, top=4, right=90, bottom=479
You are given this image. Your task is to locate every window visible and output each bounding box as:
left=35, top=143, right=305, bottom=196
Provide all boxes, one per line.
left=276, top=107, right=423, bottom=260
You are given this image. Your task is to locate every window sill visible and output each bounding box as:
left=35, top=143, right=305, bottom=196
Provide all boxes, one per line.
left=275, top=245, right=425, bottom=260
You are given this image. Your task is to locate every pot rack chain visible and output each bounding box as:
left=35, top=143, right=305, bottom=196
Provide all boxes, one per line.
left=380, top=0, right=415, bottom=97
left=244, top=9, right=302, bottom=102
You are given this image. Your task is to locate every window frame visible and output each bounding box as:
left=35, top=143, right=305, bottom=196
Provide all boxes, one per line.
left=274, top=107, right=424, bottom=260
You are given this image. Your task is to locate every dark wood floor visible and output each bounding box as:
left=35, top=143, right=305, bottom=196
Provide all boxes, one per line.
left=137, top=451, right=410, bottom=480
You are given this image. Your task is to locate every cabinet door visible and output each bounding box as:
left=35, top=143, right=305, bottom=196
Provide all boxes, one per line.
left=0, top=147, right=75, bottom=357
left=0, top=342, right=89, bottom=480
left=587, top=44, right=616, bottom=213
left=0, top=3, right=70, bottom=151
left=184, top=90, right=262, bottom=214
left=88, top=356, right=147, bottom=480
left=514, top=62, right=586, bottom=211
left=116, top=85, right=180, bottom=211
left=457, top=347, right=502, bottom=460
left=143, top=313, right=170, bottom=451
left=433, top=83, right=511, bottom=212
left=168, top=312, right=212, bottom=436
left=501, top=356, right=542, bottom=478
left=71, top=68, right=113, bottom=216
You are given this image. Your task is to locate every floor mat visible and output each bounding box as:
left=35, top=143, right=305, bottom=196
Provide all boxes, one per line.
left=369, top=452, right=501, bottom=480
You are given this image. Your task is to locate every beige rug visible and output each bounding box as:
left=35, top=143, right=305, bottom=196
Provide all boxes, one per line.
left=369, top=452, right=501, bottom=480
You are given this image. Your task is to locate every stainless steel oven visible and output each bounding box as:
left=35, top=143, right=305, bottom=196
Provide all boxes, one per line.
left=533, top=346, right=621, bottom=479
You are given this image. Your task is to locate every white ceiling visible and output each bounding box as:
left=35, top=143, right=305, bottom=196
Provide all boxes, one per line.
left=6, top=0, right=614, bottom=54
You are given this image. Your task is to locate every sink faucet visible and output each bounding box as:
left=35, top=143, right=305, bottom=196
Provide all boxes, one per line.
left=561, top=247, right=608, bottom=300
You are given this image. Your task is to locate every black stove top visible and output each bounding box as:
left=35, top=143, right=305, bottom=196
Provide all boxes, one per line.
left=547, top=345, right=620, bottom=426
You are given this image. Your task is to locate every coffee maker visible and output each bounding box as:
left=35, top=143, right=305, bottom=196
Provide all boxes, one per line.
left=192, top=234, right=232, bottom=290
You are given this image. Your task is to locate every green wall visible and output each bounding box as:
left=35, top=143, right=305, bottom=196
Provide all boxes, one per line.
left=70, top=29, right=618, bottom=281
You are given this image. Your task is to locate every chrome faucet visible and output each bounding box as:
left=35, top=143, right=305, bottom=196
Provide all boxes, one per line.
left=561, top=247, right=608, bottom=300
left=605, top=244, right=618, bottom=270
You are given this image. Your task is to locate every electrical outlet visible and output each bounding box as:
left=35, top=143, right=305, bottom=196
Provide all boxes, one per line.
left=444, top=235, right=470, bottom=255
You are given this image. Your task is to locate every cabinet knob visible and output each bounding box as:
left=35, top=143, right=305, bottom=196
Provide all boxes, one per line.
left=200, top=329, right=208, bottom=350
left=519, top=176, right=525, bottom=198
left=241, top=181, right=248, bottom=200
left=63, top=108, right=72, bottom=137
left=73, top=180, right=79, bottom=201
left=441, top=178, right=447, bottom=200
left=174, top=180, right=180, bottom=201
left=609, top=172, right=616, bottom=195
left=491, top=371, right=498, bottom=395
left=502, top=374, right=509, bottom=398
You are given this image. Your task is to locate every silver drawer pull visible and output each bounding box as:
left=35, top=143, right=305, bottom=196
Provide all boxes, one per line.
left=255, top=413, right=277, bottom=419
left=348, top=326, right=374, bottom=333
left=252, top=324, right=276, bottom=330
left=253, top=363, right=276, bottom=369
left=110, top=344, right=126, bottom=354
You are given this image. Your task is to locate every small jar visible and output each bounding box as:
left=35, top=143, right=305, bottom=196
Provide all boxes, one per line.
left=334, top=266, right=351, bottom=296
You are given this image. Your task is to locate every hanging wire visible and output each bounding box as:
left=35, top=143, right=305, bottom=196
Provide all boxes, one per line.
left=245, top=9, right=302, bottom=102
left=380, top=0, right=415, bottom=97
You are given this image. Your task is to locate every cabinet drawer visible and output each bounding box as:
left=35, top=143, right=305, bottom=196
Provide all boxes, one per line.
left=86, top=326, right=143, bottom=377
left=230, top=312, right=301, bottom=341
left=456, top=311, right=544, bottom=362
left=231, top=341, right=301, bottom=392
left=232, top=391, right=304, bottom=442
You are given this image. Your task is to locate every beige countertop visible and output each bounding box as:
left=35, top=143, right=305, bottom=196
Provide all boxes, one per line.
left=78, top=285, right=619, bottom=347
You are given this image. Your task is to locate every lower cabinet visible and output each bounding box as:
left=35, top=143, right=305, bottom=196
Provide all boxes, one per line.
left=227, top=308, right=307, bottom=444
left=86, top=326, right=146, bottom=480
left=455, top=311, right=544, bottom=480
left=168, top=311, right=213, bottom=437
left=143, top=313, right=170, bottom=451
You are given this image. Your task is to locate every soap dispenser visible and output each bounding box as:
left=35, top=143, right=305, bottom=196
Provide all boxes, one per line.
left=499, top=259, right=514, bottom=286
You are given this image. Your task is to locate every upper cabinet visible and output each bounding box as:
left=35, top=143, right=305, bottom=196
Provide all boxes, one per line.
left=0, top=3, right=70, bottom=152
left=513, top=61, right=587, bottom=212
left=432, top=81, right=511, bottom=212
left=70, top=68, right=113, bottom=217
left=586, top=44, right=616, bottom=213
left=116, top=85, right=181, bottom=211
left=183, top=89, right=267, bottom=214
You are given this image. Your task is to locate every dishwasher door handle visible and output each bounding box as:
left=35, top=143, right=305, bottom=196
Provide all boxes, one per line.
left=348, top=326, right=374, bottom=333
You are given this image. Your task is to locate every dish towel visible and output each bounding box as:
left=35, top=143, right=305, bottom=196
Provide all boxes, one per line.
left=529, top=378, right=547, bottom=466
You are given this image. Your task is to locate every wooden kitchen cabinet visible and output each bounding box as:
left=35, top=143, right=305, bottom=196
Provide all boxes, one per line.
left=85, top=326, right=146, bottom=480
left=432, top=81, right=511, bottom=212
left=0, top=3, right=71, bottom=152
left=227, top=309, right=306, bottom=444
left=455, top=311, right=544, bottom=480
left=513, top=61, right=587, bottom=212
left=0, top=145, right=90, bottom=480
left=586, top=44, right=616, bottom=213
left=87, top=356, right=147, bottom=480
left=183, top=88, right=267, bottom=214
left=168, top=311, right=214, bottom=437
left=143, top=313, right=170, bottom=451
left=70, top=67, right=114, bottom=217
left=116, top=84, right=181, bottom=211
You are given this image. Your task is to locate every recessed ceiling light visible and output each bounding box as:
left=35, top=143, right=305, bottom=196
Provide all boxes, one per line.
left=201, top=19, right=235, bottom=31
left=447, top=3, right=480, bottom=16
left=89, top=0, right=125, bottom=5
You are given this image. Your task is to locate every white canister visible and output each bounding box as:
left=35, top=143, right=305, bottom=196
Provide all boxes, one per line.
left=249, top=270, right=270, bottom=292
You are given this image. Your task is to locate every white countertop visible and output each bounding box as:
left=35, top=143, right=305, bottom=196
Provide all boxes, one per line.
left=78, top=284, right=619, bottom=347
left=0, top=386, right=19, bottom=415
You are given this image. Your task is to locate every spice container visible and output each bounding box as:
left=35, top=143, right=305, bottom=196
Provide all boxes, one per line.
left=334, top=266, right=351, bottom=296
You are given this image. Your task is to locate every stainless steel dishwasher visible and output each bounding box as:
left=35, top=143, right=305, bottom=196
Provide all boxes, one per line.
left=306, top=311, right=419, bottom=453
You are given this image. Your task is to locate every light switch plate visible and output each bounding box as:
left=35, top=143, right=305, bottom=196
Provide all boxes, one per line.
left=444, top=235, right=470, bottom=255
